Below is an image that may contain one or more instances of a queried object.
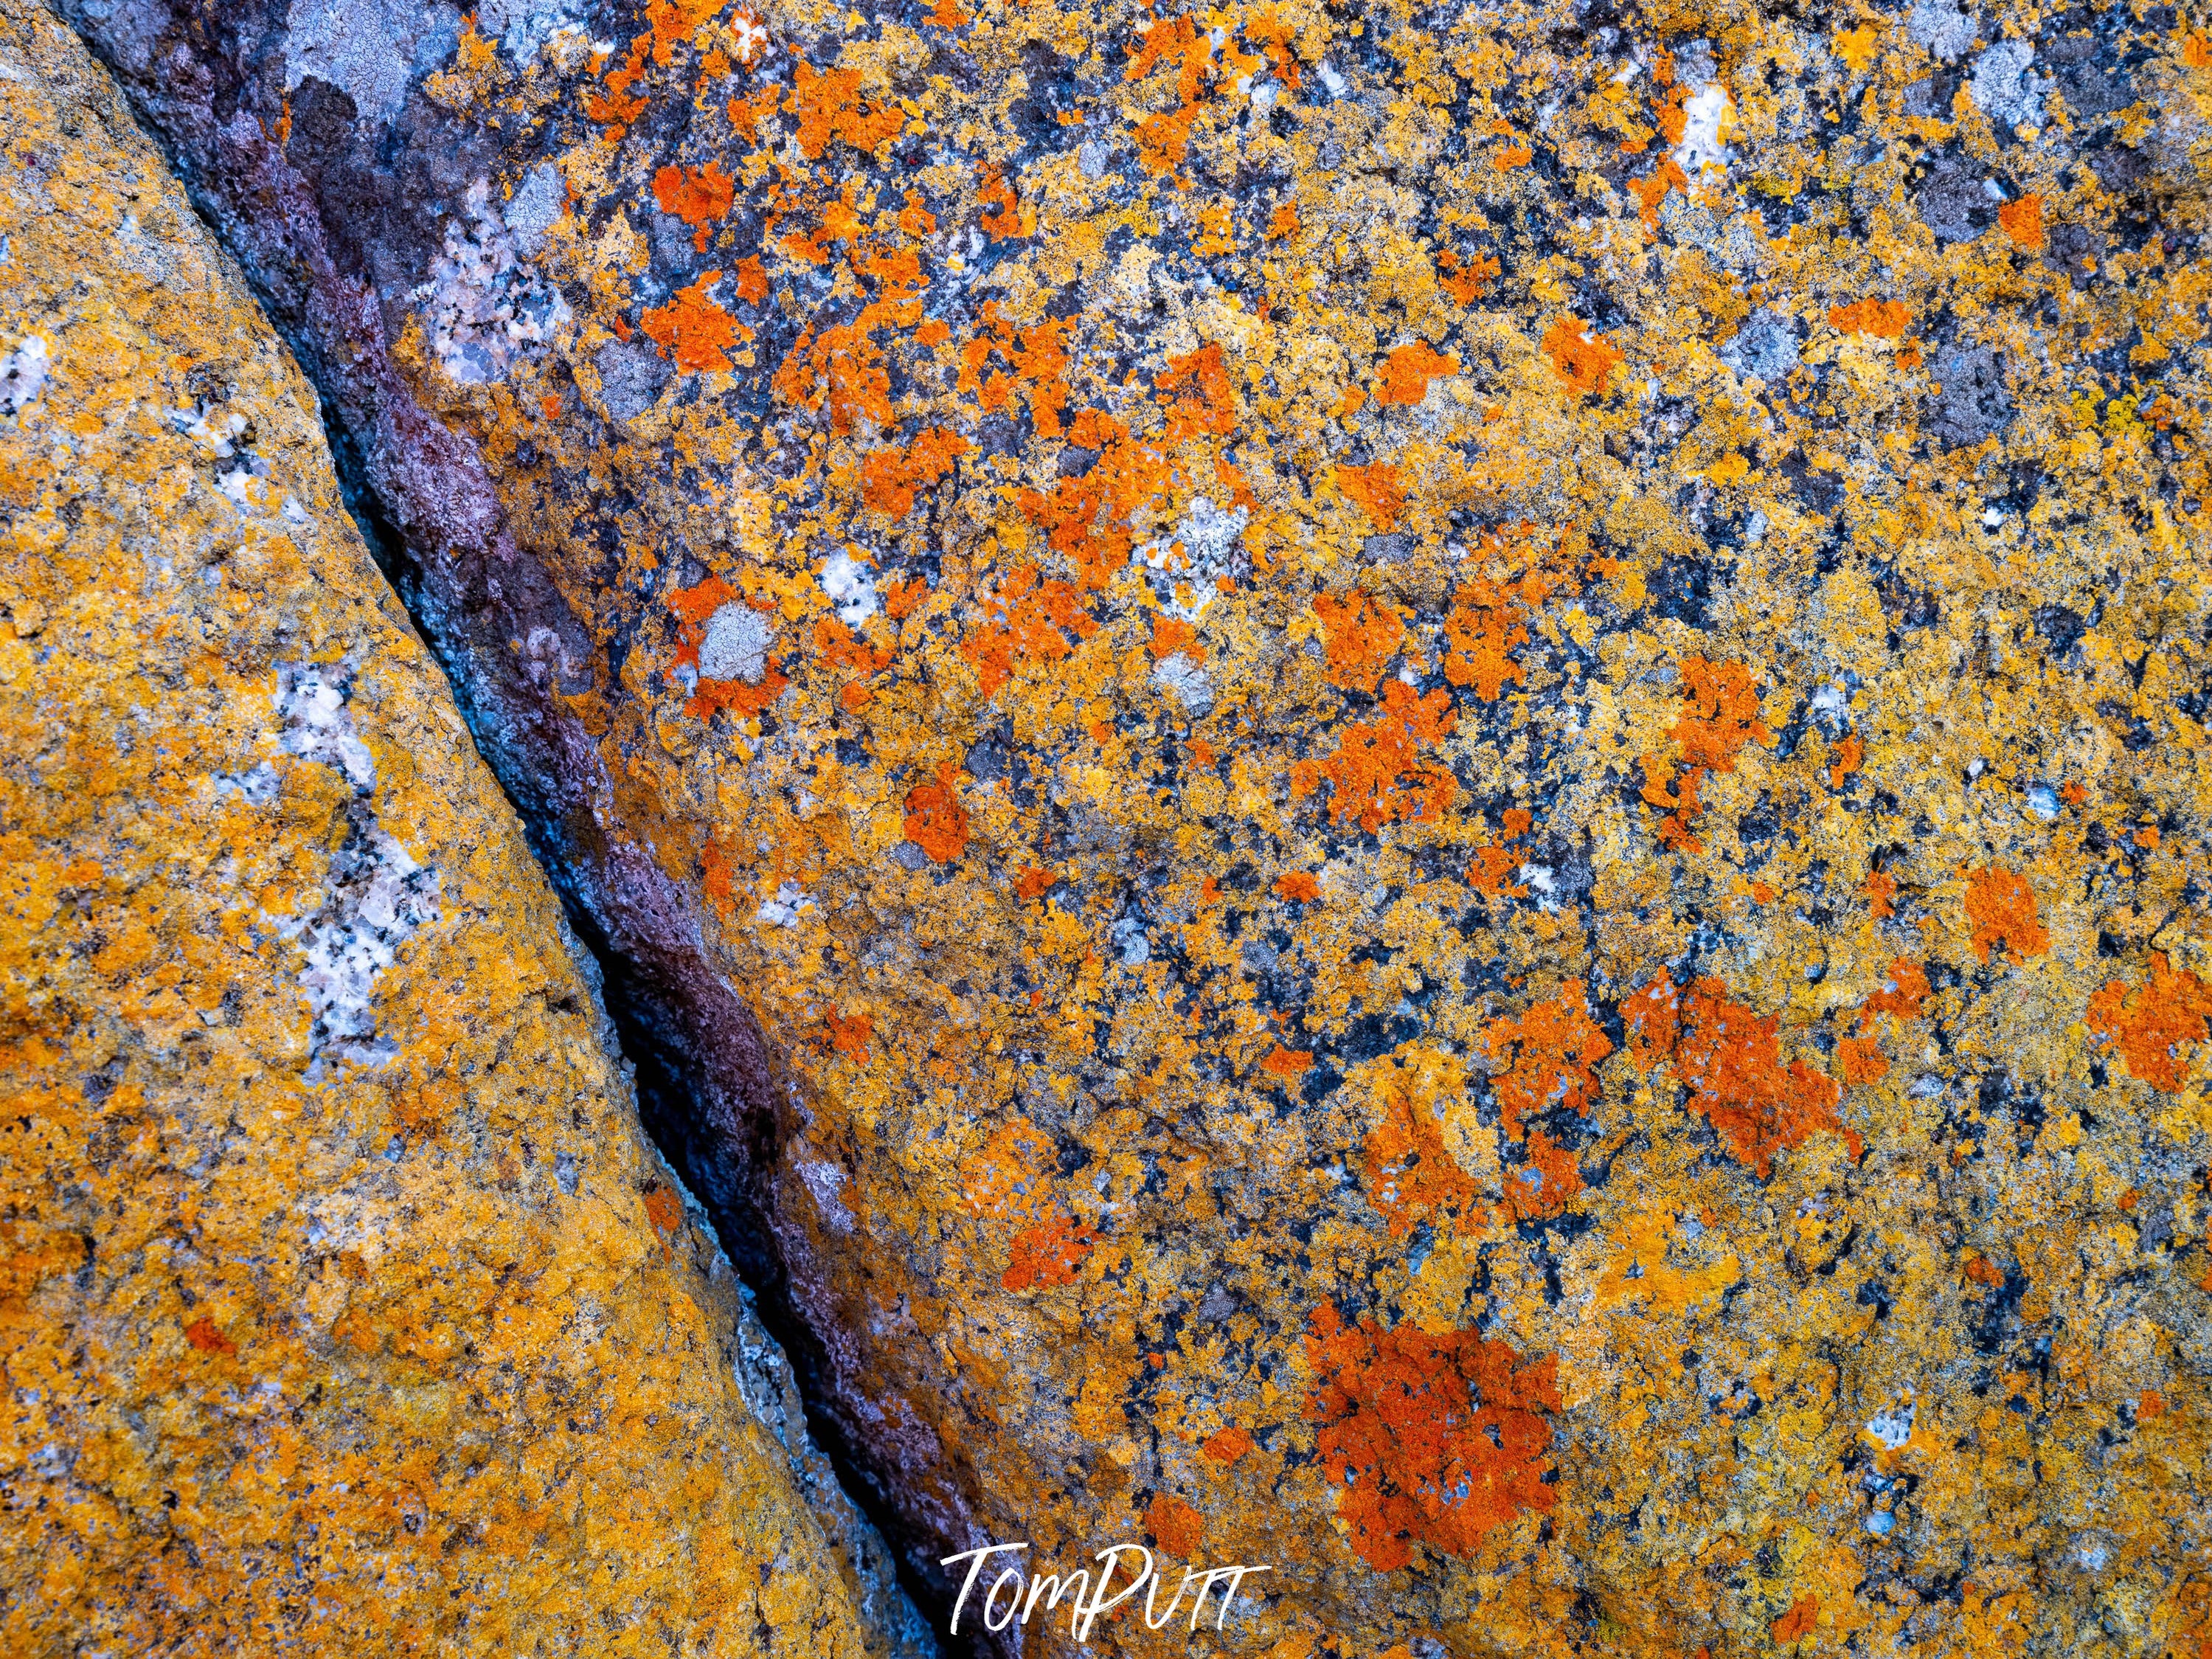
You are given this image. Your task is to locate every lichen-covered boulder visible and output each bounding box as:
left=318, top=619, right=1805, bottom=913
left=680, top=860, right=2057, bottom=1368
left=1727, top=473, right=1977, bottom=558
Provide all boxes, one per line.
left=55, top=0, right=2212, bottom=1652
left=0, top=8, right=918, bottom=1655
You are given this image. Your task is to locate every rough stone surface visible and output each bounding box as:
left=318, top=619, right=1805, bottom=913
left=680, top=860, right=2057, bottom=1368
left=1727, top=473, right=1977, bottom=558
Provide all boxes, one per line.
left=47, top=0, right=2212, bottom=1655
left=0, top=8, right=912, bottom=1655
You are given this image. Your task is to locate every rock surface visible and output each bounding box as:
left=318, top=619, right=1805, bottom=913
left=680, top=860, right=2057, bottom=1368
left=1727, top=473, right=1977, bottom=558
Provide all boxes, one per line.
left=0, top=7, right=916, bottom=1655
left=46, top=0, right=2212, bottom=1654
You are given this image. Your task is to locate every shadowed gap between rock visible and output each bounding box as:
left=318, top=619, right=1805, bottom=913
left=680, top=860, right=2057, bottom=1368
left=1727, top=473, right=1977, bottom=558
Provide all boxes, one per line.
left=312, top=339, right=976, bottom=1659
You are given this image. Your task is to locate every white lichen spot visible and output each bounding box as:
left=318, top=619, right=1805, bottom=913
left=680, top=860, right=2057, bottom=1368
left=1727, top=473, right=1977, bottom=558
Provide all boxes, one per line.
left=1, top=335, right=49, bottom=415
left=478, top=0, right=581, bottom=66
left=268, top=664, right=439, bottom=1075
left=419, top=179, right=572, bottom=385
left=1137, top=496, right=1248, bottom=620
left=1865, top=1398, right=1917, bottom=1450
left=1111, top=915, right=1151, bottom=967
left=504, top=162, right=566, bottom=257
left=757, top=882, right=816, bottom=928
left=1318, top=60, right=1348, bottom=97
left=1151, top=654, right=1214, bottom=716
left=794, top=1149, right=855, bottom=1233
left=1971, top=40, right=2047, bottom=129
left=1907, top=0, right=1977, bottom=63
left=822, top=550, right=879, bottom=626
left=279, top=664, right=379, bottom=791
left=285, top=0, right=461, bottom=127
left=1672, top=79, right=1734, bottom=179
left=698, top=603, right=772, bottom=684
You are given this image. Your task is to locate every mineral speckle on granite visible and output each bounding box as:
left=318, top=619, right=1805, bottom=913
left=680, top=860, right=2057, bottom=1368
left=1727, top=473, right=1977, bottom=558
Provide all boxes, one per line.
left=0, top=7, right=915, bottom=1655
left=44, top=0, right=2212, bottom=1652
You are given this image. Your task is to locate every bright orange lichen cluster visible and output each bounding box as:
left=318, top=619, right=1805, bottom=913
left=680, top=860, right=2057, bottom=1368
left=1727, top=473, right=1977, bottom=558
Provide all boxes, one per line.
left=1306, top=1304, right=1561, bottom=1572
left=1629, top=978, right=1859, bottom=1180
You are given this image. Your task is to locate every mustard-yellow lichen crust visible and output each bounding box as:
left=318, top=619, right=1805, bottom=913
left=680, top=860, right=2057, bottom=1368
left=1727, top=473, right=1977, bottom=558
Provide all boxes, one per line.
left=0, top=7, right=890, bottom=1655
left=43, top=0, right=2212, bottom=1654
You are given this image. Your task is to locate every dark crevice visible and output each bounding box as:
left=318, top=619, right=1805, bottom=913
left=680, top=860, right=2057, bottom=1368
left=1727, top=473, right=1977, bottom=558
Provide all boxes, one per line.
left=60, top=13, right=962, bottom=1651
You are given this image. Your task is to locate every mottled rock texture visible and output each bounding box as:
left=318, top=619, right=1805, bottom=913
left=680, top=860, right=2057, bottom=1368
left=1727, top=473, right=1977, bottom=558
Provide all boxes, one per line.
left=0, top=7, right=915, bottom=1654
left=46, top=0, right=2212, bottom=1653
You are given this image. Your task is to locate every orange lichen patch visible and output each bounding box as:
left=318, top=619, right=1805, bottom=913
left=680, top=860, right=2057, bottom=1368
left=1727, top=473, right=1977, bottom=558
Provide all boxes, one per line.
left=1134, top=101, right=1201, bottom=177
left=184, top=1316, right=236, bottom=1356
left=1019, top=471, right=1134, bottom=590
left=1480, top=981, right=1614, bottom=1141
left=1336, top=461, right=1407, bottom=529
left=1467, top=844, right=1527, bottom=898
left=1998, top=195, right=2046, bottom=251
left=1673, top=657, right=1772, bottom=773
left=653, top=162, right=735, bottom=251
left=791, top=62, right=902, bottom=159
left=1863, top=959, right=1932, bottom=1022
left=1629, top=978, right=1859, bottom=1179
left=1261, top=1047, right=1314, bottom=1078
left=1441, top=577, right=1533, bottom=701
left=1828, top=299, right=1912, bottom=339
left=1773, top=1594, right=1820, bottom=1645
left=902, top=761, right=971, bottom=863
left=1640, top=755, right=1706, bottom=853
left=1862, top=870, right=1899, bottom=918
left=1363, top=1076, right=1480, bottom=1238
left=1123, top=14, right=1220, bottom=179
left=1002, top=1213, right=1095, bottom=1291
left=1505, top=1129, right=1582, bottom=1220
left=1436, top=247, right=1500, bottom=303
left=585, top=37, right=650, bottom=134
left=640, top=274, right=744, bottom=375
left=1827, top=732, right=1864, bottom=787
left=2087, top=955, right=2212, bottom=1091
left=1491, top=143, right=1534, bottom=171
left=1376, top=342, right=1458, bottom=407
left=1306, top=1304, right=1561, bottom=1572
left=1202, top=1426, right=1253, bottom=1464
left=774, top=319, right=893, bottom=435
left=1292, top=682, right=1457, bottom=834
left=1963, top=866, right=2050, bottom=965
left=977, top=162, right=1031, bottom=240
left=827, top=1011, right=874, bottom=1059
left=1266, top=203, right=1300, bottom=240
left=881, top=575, right=929, bottom=620
left=1629, top=157, right=1688, bottom=227
left=859, top=426, right=971, bottom=516
left=1151, top=615, right=1204, bottom=662
left=958, top=306, right=1072, bottom=437
left=1146, top=1492, right=1207, bottom=1556
left=1541, top=316, right=1624, bottom=397
left=1014, top=865, right=1057, bottom=900
left=812, top=616, right=891, bottom=680
left=1313, top=589, right=1406, bottom=691
left=961, top=564, right=1098, bottom=694
left=926, top=0, right=969, bottom=27
left=1836, top=1027, right=1887, bottom=1085
left=726, top=81, right=783, bottom=142
left=1962, top=1251, right=2006, bottom=1288
left=641, top=1184, right=685, bottom=1256
left=1158, top=342, right=1238, bottom=440
left=645, top=0, right=720, bottom=63
left=1275, top=871, right=1320, bottom=902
